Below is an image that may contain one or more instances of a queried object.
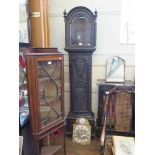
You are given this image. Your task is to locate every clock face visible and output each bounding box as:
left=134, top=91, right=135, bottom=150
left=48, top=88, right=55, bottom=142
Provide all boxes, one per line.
left=70, top=17, right=91, bottom=47
left=72, top=118, right=91, bottom=145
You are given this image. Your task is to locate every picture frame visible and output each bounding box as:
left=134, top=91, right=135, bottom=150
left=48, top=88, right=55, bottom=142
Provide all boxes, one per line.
left=19, top=0, right=30, bottom=44
left=106, top=56, right=125, bottom=83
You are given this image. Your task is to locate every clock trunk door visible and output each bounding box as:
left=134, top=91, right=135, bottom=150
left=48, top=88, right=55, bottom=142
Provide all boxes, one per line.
left=36, top=58, right=63, bottom=129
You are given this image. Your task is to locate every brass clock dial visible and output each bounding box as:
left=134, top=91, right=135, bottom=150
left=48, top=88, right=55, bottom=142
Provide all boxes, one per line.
left=72, top=118, right=91, bottom=145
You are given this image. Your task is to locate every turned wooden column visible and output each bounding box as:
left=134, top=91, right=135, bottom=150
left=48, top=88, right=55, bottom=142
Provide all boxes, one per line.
left=28, top=0, right=50, bottom=47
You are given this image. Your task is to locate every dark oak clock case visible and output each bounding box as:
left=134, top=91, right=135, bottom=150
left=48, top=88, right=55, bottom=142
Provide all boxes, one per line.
left=64, top=6, right=97, bottom=136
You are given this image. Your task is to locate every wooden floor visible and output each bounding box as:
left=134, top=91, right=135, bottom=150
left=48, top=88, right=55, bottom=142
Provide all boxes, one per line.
left=20, top=122, right=112, bottom=155
left=55, top=137, right=101, bottom=155
left=57, top=136, right=113, bottom=155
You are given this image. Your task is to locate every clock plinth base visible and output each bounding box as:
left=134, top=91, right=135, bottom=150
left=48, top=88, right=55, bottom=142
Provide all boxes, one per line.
left=66, top=112, right=95, bottom=138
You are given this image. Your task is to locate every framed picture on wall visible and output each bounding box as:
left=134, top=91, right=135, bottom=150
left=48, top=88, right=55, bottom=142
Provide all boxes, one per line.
left=106, top=56, right=125, bottom=83
left=19, top=0, right=30, bottom=44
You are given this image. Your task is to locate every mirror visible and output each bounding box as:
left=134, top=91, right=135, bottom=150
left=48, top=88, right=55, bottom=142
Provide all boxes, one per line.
left=106, top=56, right=125, bottom=82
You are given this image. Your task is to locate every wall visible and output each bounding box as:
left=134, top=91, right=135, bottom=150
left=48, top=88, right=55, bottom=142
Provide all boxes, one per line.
left=48, top=0, right=135, bottom=118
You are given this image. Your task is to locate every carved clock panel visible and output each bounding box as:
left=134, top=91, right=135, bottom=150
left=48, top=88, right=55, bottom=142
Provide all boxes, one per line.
left=69, top=54, right=92, bottom=113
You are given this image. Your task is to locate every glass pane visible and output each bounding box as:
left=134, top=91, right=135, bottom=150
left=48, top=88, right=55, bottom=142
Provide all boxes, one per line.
left=70, top=16, right=91, bottom=46
left=37, top=60, right=62, bottom=128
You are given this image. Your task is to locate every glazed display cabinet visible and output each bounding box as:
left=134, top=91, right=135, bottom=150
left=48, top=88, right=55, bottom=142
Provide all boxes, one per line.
left=25, top=48, right=66, bottom=155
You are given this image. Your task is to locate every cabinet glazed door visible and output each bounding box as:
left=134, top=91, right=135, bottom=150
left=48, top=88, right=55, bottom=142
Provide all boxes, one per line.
left=36, top=57, right=63, bottom=129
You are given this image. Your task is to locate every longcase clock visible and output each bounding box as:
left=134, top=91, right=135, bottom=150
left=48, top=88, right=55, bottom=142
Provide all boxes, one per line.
left=25, top=48, right=66, bottom=155
left=64, top=6, right=97, bottom=136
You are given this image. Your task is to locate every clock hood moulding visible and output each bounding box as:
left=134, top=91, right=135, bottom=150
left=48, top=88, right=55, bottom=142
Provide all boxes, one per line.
left=64, top=6, right=97, bottom=53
